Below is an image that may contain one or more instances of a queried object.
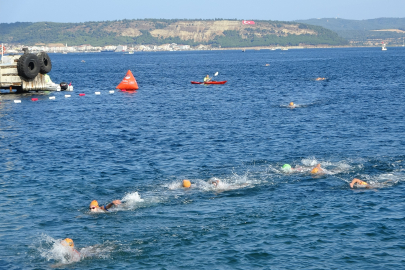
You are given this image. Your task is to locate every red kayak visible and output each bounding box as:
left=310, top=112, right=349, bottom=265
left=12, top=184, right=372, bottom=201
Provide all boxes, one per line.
left=191, top=81, right=227, bottom=85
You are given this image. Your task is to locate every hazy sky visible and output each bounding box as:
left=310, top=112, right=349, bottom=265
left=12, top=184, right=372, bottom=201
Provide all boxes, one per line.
left=1, top=0, right=404, bottom=23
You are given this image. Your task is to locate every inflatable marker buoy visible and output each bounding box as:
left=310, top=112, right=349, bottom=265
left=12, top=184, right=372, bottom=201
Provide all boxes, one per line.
left=116, top=70, right=139, bottom=90
left=31, top=98, right=38, bottom=101
left=79, top=93, right=85, bottom=96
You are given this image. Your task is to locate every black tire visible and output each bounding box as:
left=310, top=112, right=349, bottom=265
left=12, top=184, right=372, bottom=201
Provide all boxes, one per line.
left=17, top=53, right=40, bottom=80
left=37, top=52, right=52, bottom=74
left=60, top=82, right=68, bottom=90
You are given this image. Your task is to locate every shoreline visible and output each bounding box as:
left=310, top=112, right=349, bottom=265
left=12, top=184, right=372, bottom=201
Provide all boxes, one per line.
left=2, top=44, right=402, bottom=55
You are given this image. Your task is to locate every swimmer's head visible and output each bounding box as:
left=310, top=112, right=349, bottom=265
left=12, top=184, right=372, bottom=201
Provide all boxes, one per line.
left=89, top=200, right=99, bottom=211
left=311, top=164, right=321, bottom=174
left=211, top=180, right=220, bottom=187
left=62, top=238, right=74, bottom=248
left=282, top=164, right=292, bottom=170
left=183, top=179, right=191, bottom=188
left=289, top=102, right=294, bottom=106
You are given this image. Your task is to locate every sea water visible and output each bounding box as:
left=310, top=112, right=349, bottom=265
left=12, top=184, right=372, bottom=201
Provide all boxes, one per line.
left=0, top=48, right=404, bottom=269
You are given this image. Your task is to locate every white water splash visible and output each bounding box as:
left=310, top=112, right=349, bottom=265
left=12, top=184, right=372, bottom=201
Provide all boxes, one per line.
left=35, top=234, right=116, bottom=266
left=36, top=234, right=81, bottom=265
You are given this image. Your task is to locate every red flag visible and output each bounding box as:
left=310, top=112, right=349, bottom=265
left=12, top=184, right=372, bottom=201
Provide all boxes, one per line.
left=242, top=20, right=255, bottom=25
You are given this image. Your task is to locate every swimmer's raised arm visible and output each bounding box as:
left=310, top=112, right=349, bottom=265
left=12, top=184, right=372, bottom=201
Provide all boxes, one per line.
left=350, top=178, right=369, bottom=188
left=104, top=200, right=121, bottom=210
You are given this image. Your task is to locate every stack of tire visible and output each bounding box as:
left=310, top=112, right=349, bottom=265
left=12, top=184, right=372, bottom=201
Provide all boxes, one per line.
left=17, top=51, right=52, bottom=80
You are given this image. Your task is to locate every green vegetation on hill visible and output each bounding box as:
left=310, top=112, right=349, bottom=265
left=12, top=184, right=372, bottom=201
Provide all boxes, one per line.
left=0, top=19, right=348, bottom=47
left=296, top=18, right=405, bottom=43
left=296, top=18, right=405, bottom=31
left=210, top=25, right=346, bottom=47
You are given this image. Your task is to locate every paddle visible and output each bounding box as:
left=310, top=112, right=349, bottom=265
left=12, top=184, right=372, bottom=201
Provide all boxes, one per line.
left=211, top=72, right=218, bottom=82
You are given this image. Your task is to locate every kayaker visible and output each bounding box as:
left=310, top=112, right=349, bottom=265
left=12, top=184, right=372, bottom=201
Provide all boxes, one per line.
left=89, top=199, right=121, bottom=212
left=204, top=75, right=211, bottom=82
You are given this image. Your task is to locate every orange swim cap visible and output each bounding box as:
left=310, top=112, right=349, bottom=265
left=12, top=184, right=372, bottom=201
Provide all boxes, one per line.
left=183, top=179, right=191, bottom=188
left=90, top=200, right=99, bottom=208
left=289, top=102, right=294, bottom=106
left=311, top=168, right=318, bottom=174
left=62, top=238, right=74, bottom=247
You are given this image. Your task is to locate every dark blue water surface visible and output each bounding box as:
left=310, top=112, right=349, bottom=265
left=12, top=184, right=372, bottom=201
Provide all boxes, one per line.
left=1, top=48, right=405, bottom=269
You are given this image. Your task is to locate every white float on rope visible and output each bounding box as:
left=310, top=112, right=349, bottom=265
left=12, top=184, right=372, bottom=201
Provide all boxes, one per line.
left=65, top=94, right=71, bottom=98
left=95, top=92, right=101, bottom=95
left=14, top=100, right=21, bottom=103
left=49, top=96, right=56, bottom=100
left=109, top=90, right=115, bottom=94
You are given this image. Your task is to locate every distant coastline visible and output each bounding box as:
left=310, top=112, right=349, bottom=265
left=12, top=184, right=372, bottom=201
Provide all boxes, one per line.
left=2, top=43, right=400, bottom=55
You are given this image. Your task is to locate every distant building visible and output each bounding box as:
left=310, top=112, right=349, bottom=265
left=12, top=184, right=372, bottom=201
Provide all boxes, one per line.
left=115, top=45, right=127, bottom=52
left=177, top=45, right=190, bottom=50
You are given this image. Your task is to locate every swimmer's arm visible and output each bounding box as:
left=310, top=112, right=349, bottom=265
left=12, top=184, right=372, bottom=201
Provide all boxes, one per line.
left=105, top=200, right=121, bottom=210
left=350, top=178, right=368, bottom=188
left=350, top=178, right=360, bottom=188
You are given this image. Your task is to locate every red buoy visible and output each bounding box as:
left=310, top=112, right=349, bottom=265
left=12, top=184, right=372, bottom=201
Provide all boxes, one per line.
left=116, top=70, right=139, bottom=90
left=31, top=98, right=38, bottom=101
left=79, top=93, right=85, bottom=96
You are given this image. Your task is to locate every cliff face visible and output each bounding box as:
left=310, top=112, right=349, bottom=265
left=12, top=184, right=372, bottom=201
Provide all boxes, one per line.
left=102, top=20, right=317, bottom=42
left=0, top=19, right=347, bottom=46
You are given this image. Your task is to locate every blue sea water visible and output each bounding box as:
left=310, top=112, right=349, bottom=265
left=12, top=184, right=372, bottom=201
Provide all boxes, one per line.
left=0, top=48, right=404, bottom=269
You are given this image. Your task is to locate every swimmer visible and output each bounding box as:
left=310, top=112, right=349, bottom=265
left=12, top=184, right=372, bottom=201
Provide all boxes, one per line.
left=209, top=179, right=248, bottom=189
left=183, top=179, right=191, bottom=188
left=310, top=164, right=323, bottom=174
left=61, top=238, right=80, bottom=261
left=281, top=164, right=303, bottom=172
left=315, top=77, right=326, bottom=81
left=288, top=102, right=296, bottom=108
left=89, top=199, right=121, bottom=212
left=350, top=178, right=371, bottom=189
left=282, top=164, right=292, bottom=171
left=210, top=179, right=220, bottom=187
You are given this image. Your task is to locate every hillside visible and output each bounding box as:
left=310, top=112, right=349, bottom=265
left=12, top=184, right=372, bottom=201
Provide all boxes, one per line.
left=0, top=19, right=348, bottom=47
left=296, top=18, right=405, bottom=45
